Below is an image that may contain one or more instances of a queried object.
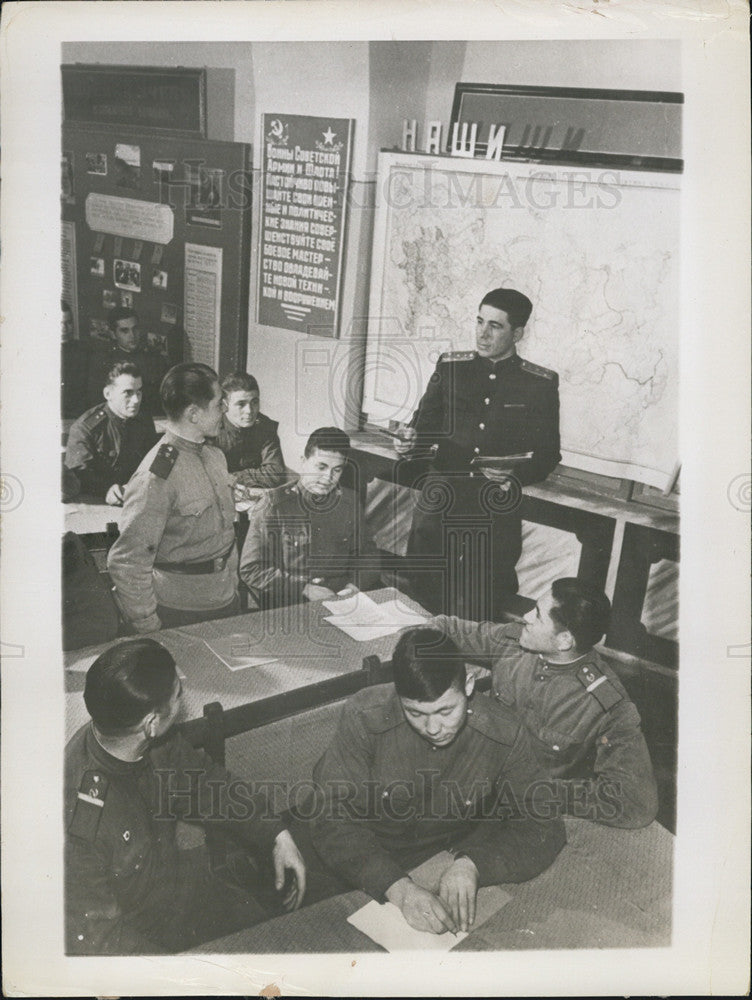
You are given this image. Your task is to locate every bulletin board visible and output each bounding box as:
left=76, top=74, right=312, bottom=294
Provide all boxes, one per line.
left=61, top=124, right=252, bottom=376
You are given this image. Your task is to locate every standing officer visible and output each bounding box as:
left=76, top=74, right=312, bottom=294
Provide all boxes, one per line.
left=393, top=288, right=560, bottom=620
left=87, top=307, right=170, bottom=415
left=64, top=361, right=159, bottom=505
left=107, top=363, right=239, bottom=632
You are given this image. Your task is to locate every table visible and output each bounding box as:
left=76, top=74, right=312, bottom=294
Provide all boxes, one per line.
left=189, top=817, right=673, bottom=953
left=64, top=500, right=122, bottom=536
left=65, top=587, right=428, bottom=739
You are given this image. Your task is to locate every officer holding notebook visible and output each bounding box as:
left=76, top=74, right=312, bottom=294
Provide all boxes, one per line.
left=393, top=288, right=561, bottom=620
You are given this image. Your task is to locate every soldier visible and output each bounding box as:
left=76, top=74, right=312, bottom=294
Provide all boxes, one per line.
left=64, top=361, right=159, bottom=505
left=65, top=638, right=306, bottom=954
left=431, top=578, right=659, bottom=828
left=87, top=307, right=170, bottom=415
left=239, top=426, right=381, bottom=608
left=214, top=371, right=287, bottom=498
left=107, top=362, right=239, bottom=632
left=307, top=626, right=565, bottom=934
left=393, top=287, right=560, bottom=620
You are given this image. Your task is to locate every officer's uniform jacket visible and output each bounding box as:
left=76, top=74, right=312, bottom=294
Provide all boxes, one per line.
left=87, top=343, right=170, bottom=415
left=65, top=723, right=284, bottom=954
left=107, top=431, right=238, bottom=632
left=411, top=351, right=561, bottom=485
left=435, top=617, right=659, bottom=828
left=309, top=684, right=565, bottom=901
left=239, top=480, right=381, bottom=606
left=213, top=413, right=287, bottom=490
left=64, top=403, right=159, bottom=500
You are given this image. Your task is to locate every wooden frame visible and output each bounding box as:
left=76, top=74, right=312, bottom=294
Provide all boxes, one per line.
left=62, top=65, right=207, bottom=138
left=449, top=82, right=683, bottom=172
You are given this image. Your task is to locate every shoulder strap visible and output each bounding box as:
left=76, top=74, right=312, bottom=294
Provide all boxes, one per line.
left=576, top=661, right=623, bottom=712
left=68, top=769, right=109, bottom=841
left=149, top=442, right=178, bottom=480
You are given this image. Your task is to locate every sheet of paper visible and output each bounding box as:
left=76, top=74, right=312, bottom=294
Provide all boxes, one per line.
left=347, top=885, right=512, bottom=952
left=324, top=593, right=429, bottom=640
left=202, top=635, right=278, bottom=671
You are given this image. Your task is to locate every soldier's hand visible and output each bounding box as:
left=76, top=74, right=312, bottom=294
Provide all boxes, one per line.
left=272, top=829, right=306, bottom=911
left=386, top=877, right=458, bottom=934
left=438, top=856, right=479, bottom=932
left=105, top=483, right=125, bottom=506
left=393, top=425, right=417, bottom=456
left=302, top=583, right=338, bottom=602
left=478, top=466, right=513, bottom=484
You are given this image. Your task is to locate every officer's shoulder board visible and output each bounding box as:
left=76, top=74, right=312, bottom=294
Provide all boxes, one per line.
left=519, top=358, right=557, bottom=381
left=149, top=442, right=178, bottom=480
left=359, top=690, right=402, bottom=734
left=81, top=405, right=108, bottom=428
left=438, top=350, right=476, bottom=364
left=68, top=770, right=109, bottom=842
left=576, top=661, right=623, bottom=712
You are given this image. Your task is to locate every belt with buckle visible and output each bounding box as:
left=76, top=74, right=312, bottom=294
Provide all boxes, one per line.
left=154, top=543, right=235, bottom=576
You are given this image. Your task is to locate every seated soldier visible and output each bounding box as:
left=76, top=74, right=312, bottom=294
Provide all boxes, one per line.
left=305, top=627, right=565, bottom=934
left=87, top=307, right=170, bottom=416
left=239, top=426, right=381, bottom=608
left=65, top=638, right=306, bottom=955
left=214, top=371, right=287, bottom=498
left=431, top=578, right=659, bottom=828
left=65, top=361, right=159, bottom=505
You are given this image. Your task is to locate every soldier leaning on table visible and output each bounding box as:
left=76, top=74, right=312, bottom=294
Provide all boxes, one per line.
left=431, top=578, right=659, bottom=829
left=107, top=362, right=239, bottom=632
left=302, top=626, right=565, bottom=935
left=65, top=638, right=306, bottom=954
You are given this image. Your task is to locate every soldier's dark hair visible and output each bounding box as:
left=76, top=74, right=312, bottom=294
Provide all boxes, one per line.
left=392, top=627, right=466, bottom=702
left=105, top=361, right=142, bottom=386
left=549, top=578, right=612, bottom=651
left=304, top=426, right=350, bottom=459
left=221, top=371, right=259, bottom=396
left=479, top=288, right=532, bottom=329
left=84, top=638, right=177, bottom=735
left=107, top=306, right=138, bottom=331
left=161, top=362, right=219, bottom=420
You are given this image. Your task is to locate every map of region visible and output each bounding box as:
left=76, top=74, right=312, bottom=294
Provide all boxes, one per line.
left=365, top=160, right=680, bottom=489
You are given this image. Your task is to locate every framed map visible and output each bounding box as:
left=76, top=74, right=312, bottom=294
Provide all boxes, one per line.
left=362, top=152, right=680, bottom=490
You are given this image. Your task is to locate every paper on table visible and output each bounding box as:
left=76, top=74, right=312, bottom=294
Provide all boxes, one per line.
left=347, top=885, right=512, bottom=952
left=202, top=635, right=278, bottom=672
left=324, top=593, right=429, bottom=641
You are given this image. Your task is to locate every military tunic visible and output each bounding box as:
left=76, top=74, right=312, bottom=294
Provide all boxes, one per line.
left=239, top=480, right=381, bottom=607
left=107, top=431, right=238, bottom=632
left=405, top=351, right=561, bottom=618
left=435, top=617, right=659, bottom=828
left=213, top=413, right=287, bottom=490
left=64, top=403, right=159, bottom=500
left=308, top=684, right=565, bottom=901
left=65, top=723, right=284, bottom=954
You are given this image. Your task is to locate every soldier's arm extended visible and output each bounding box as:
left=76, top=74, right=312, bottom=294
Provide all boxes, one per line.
left=451, top=723, right=566, bottom=885
left=552, top=700, right=659, bottom=829
left=308, top=703, right=408, bottom=901
left=65, top=837, right=157, bottom=955
left=64, top=422, right=116, bottom=499
left=238, top=496, right=307, bottom=605
left=231, top=431, right=287, bottom=490
left=432, top=614, right=520, bottom=662
left=106, top=471, right=170, bottom=632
